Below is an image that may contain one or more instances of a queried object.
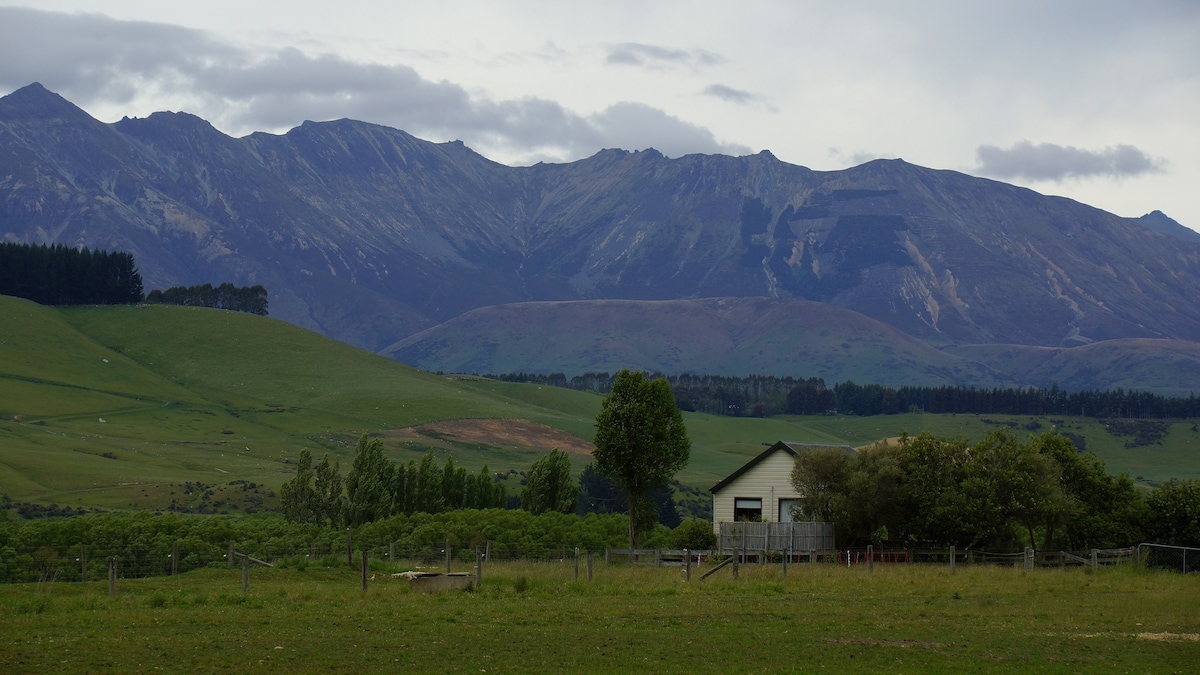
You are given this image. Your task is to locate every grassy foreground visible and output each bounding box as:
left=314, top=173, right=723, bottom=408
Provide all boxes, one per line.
left=1, top=561, right=1197, bottom=673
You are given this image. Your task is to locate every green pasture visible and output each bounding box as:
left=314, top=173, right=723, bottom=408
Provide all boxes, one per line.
left=2, top=296, right=1198, bottom=512
left=1, top=562, right=1197, bottom=672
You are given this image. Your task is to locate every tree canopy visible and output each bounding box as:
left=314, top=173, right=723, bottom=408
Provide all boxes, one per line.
left=791, top=430, right=1148, bottom=550
left=145, top=282, right=268, bottom=315
left=593, top=369, right=691, bottom=549
left=521, top=449, right=578, bottom=516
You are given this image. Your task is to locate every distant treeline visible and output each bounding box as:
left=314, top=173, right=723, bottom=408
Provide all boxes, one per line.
left=484, top=372, right=1200, bottom=419
left=146, top=282, right=268, bottom=315
left=0, top=242, right=142, bottom=305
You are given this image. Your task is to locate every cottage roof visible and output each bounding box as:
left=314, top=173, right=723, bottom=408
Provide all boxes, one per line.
left=709, top=440, right=854, bottom=493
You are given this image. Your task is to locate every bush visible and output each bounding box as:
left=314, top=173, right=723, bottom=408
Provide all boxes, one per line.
left=669, top=518, right=717, bottom=550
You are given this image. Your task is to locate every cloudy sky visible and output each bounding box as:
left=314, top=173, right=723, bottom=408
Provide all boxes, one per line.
left=2, top=1, right=1197, bottom=230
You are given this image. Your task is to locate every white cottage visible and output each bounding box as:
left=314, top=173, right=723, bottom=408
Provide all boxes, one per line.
left=710, top=441, right=854, bottom=534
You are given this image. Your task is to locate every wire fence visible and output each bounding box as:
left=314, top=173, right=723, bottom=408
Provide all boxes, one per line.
left=1137, top=543, right=1200, bottom=574
left=2, top=538, right=1169, bottom=585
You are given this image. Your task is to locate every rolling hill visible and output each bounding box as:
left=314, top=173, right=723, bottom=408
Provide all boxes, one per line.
left=384, top=297, right=1011, bottom=387
left=2, top=297, right=1198, bottom=515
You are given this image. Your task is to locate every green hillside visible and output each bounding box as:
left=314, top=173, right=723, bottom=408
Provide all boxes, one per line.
left=1, top=297, right=605, bottom=511
left=2, top=296, right=1198, bottom=515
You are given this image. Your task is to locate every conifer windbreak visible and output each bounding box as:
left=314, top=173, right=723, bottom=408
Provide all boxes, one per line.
left=0, top=242, right=143, bottom=305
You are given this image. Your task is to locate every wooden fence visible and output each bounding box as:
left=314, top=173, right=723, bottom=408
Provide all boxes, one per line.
left=718, top=521, right=836, bottom=558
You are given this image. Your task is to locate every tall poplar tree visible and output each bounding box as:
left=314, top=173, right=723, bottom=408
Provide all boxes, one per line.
left=593, top=369, right=691, bottom=549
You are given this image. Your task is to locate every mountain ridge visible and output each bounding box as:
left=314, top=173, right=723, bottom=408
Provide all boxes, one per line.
left=4, top=82, right=1200, bottom=391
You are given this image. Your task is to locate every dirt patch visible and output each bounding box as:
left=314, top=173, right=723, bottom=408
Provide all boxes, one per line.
left=824, top=638, right=943, bottom=649
left=1136, top=633, right=1200, bottom=642
left=393, top=419, right=593, bottom=456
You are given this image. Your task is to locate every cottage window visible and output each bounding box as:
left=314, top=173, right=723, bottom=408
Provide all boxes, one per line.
left=779, top=498, right=804, bottom=522
left=734, top=498, right=763, bottom=521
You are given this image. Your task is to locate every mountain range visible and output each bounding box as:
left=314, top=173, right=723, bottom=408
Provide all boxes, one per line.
left=4, top=82, right=1200, bottom=393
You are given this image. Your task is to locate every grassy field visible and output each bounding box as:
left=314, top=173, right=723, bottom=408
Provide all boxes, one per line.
left=2, top=296, right=1198, bottom=513
left=1, top=561, right=1197, bottom=672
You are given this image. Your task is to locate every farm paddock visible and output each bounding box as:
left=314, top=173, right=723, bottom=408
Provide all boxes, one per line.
left=1, top=560, right=1196, bottom=673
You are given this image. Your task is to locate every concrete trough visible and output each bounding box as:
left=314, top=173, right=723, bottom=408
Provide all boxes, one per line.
left=408, top=572, right=474, bottom=593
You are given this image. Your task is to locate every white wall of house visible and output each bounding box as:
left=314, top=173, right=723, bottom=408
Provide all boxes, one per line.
left=711, top=448, right=804, bottom=534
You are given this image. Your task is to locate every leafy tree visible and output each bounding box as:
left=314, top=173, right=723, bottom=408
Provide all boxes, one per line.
left=465, top=464, right=506, bottom=509
left=1031, top=433, right=1145, bottom=549
left=593, top=370, right=691, bottom=549
left=280, top=448, right=317, bottom=523
left=521, top=450, right=578, bottom=515
left=1146, top=479, right=1200, bottom=547
left=392, top=460, right=417, bottom=515
left=440, top=456, right=468, bottom=511
left=415, top=452, right=444, bottom=514
left=313, top=453, right=344, bottom=527
left=577, top=463, right=626, bottom=516
left=344, top=435, right=394, bottom=526
left=790, top=446, right=854, bottom=526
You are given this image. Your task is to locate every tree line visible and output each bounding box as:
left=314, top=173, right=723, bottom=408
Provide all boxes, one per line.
left=0, top=242, right=143, bottom=305
left=281, top=436, right=507, bottom=527
left=0, top=242, right=270, bottom=316
left=486, top=371, right=1200, bottom=420
left=790, top=430, right=1200, bottom=550
left=145, top=282, right=269, bottom=315
left=283, top=371, right=693, bottom=550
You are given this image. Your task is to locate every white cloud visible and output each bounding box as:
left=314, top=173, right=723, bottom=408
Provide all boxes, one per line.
left=975, top=141, right=1165, bottom=182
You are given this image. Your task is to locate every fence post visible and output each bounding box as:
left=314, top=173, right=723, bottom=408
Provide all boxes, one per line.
left=1091, top=549, right=1098, bottom=571
left=108, top=557, right=116, bottom=597
left=867, top=545, right=873, bottom=573
left=782, top=545, right=788, bottom=578
left=733, top=546, right=739, bottom=580
left=587, top=550, right=594, bottom=582
left=362, top=550, right=369, bottom=593
left=475, top=546, right=483, bottom=586
left=950, top=545, right=956, bottom=574
left=574, top=548, right=580, bottom=581
left=172, top=540, right=179, bottom=576
left=810, top=549, right=816, bottom=566
left=241, top=554, right=249, bottom=594
left=684, top=548, right=691, bottom=582
left=445, top=539, right=452, bottom=574
left=346, top=528, right=353, bottom=567
left=228, top=540, right=235, bottom=569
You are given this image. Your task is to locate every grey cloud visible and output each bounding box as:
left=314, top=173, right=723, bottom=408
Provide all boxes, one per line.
left=587, top=102, right=750, bottom=158
left=0, top=8, right=745, bottom=164
left=976, top=141, right=1165, bottom=181
left=606, top=43, right=724, bottom=69
left=702, top=84, right=755, bottom=105
left=0, top=7, right=236, bottom=102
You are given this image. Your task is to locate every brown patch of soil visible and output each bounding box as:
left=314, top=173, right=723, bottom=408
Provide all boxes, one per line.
left=393, top=419, right=593, bottom=456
